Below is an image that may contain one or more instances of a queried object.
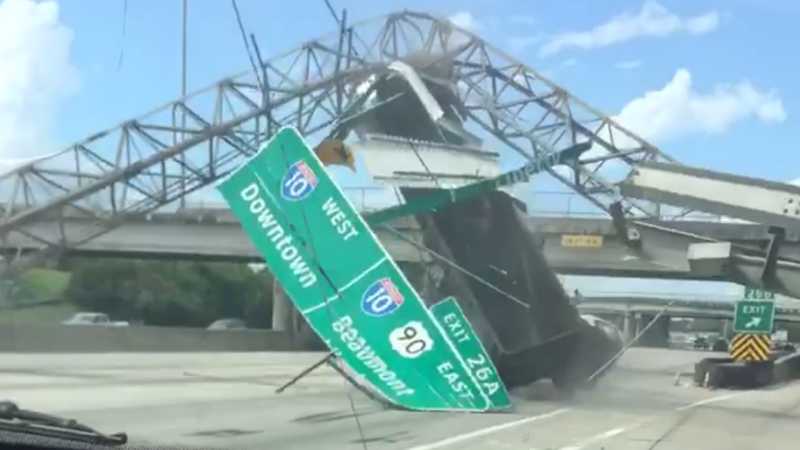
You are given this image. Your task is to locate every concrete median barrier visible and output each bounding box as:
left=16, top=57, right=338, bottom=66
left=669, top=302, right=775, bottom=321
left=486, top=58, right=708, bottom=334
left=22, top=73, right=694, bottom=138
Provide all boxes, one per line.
left=772, top=352, right=800, bottom=384
left=0, top=324, right=295, bottom=353
left=693, top=357, right=734, bottom=385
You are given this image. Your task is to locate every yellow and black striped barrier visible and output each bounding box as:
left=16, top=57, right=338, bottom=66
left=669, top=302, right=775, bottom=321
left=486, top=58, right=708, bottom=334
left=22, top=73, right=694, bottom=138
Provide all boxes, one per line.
left=729, top=333, right=771, bottom=362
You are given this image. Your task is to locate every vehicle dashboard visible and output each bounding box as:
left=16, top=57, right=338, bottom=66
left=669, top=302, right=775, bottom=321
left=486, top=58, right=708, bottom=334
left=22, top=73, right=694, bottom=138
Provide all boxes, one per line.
left=0, top=431, right=225, bottom=450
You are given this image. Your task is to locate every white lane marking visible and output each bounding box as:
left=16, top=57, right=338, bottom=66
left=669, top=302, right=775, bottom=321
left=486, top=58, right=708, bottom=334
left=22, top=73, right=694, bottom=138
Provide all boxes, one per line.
left=555, top=391, right=751, bottom=450
left=403, top=408, right=570, bottom=450
left=410, top=389, right=750, bottom=450
left=558, top=425, right=635, bottom=450
left=675, top=391, right=748, bottom=411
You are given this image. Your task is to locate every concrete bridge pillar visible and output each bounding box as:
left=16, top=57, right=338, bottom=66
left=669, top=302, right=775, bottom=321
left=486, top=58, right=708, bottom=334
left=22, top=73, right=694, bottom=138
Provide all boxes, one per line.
left=623, top=311, right=635, bottom=343
left=271, top=281, right=295, bottom=335
left=635, top=314, right=670, bottom=348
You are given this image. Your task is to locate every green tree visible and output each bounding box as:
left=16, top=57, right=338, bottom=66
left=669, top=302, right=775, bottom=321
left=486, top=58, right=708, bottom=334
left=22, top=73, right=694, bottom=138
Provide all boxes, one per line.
left=65, top=258, right=274, bottom=328
left=65, top=259, right=138, bottom=318
left=243, top=267, right=274, bottom=328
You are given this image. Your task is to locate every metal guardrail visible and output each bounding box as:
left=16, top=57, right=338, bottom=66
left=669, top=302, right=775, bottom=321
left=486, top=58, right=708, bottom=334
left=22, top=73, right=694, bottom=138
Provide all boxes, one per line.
left=174, top=187, right=732, bottom=222
left=0, top=186, right=735, bottom=222
left=577, top=290, right=800, bottom=305
left=579, top=291, right=742, bottom=301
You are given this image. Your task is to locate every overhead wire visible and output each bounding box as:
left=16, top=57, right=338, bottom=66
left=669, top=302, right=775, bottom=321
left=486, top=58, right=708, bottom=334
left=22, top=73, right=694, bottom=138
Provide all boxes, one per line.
left=313, top=0, right=487, bottom=420
left=227, top=1, right=378, bottom=445
left=116, top=0, right=129, bottom=71
left=230, top=0, right=265, bottom=93
left=313, top=0, right=600, bottom=403
left=218, top=1, right=635, bottom=412
left=321, top=0, right=474, bottom=431
left=319, top=0, right=527, bottom=311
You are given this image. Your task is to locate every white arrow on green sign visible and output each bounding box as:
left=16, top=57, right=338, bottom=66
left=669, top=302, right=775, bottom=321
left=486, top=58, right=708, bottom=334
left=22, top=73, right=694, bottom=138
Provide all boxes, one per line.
left=733, top=300, right=775, bottom=334
left=216, top=126, right=491, bottom=412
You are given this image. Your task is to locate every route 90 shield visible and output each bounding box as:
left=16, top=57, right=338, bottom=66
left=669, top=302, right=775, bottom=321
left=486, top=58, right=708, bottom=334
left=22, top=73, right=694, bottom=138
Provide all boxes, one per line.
left=216, top=127, right=509, bottom=412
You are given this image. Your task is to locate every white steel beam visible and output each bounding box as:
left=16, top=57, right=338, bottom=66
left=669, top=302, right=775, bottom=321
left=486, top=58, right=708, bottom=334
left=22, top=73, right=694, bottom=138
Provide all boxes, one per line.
left=620, top=162, right=800, bottom=230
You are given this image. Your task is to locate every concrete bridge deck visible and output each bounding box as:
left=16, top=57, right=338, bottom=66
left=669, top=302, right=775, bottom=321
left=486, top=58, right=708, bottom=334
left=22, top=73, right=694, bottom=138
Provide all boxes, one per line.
left=577, top=296, right=800, bottom=323
left=3, top=209, right=800, bottom=279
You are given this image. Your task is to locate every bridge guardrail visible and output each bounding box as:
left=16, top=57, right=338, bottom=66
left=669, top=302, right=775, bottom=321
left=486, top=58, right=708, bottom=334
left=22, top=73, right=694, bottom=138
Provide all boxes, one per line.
left=1, top=187, right=732, bottom=222
left=166, top=188, right=732, bottom=222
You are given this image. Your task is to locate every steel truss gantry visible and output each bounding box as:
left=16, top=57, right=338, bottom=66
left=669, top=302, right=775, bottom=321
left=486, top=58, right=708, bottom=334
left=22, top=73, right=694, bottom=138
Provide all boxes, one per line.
left=0, top=11, right=717, bottom=276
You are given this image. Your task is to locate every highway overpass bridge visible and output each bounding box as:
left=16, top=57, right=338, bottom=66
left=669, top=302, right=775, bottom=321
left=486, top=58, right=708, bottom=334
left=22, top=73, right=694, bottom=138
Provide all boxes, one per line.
left=4, top=200, right=800, bottom=281
left=577, top=295, right=800, bottom=345
left=2, top=8, right=800, bottom=299
left=577, top=295, right=800, bottom=323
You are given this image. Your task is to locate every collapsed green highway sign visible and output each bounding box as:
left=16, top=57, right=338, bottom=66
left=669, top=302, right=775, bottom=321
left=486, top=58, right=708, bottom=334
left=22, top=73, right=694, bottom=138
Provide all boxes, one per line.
left=217, top=127, right=492, bottom=412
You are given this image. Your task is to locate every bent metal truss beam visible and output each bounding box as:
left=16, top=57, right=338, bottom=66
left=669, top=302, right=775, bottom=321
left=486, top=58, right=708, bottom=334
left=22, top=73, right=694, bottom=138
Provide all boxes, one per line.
left=0, top=11, right=683, bottom=273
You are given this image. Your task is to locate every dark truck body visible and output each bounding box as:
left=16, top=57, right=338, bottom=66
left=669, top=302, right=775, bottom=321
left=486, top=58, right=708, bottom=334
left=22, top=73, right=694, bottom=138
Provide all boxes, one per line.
left=400, top=188, right=623, bottom=390
left=336, top=51, right=624, bottom=391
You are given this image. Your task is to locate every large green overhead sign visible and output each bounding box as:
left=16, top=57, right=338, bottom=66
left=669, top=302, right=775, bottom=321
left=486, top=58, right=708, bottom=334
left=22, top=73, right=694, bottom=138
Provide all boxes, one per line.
left=217, top=127, right=503, bottom=412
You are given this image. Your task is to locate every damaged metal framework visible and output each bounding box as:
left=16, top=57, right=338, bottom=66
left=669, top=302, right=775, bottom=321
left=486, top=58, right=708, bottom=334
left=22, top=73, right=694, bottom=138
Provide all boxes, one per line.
left=0, top=10, right=798, bottom=297
left=0, top=11, right=674, bottom=271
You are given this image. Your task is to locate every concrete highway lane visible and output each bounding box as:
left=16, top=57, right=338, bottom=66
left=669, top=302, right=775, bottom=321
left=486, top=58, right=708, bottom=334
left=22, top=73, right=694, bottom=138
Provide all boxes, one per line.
left=1, top=349, right=798, bottom=450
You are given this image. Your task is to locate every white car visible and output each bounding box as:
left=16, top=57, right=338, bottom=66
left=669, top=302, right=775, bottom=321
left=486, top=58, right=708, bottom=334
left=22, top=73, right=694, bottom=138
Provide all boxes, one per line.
left=206, top=318, right=247, bottom=330
left=62, top=312, right=129, bottom=327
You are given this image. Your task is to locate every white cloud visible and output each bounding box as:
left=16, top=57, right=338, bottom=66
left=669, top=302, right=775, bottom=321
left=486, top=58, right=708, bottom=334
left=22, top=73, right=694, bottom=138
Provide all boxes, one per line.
left=506, top=15, right=543, bottom=53
left=616, top=60, right=642, bottom=70
left=448, top=11, right=482, bottom=31
left=576, top=69, right=785, bottom=186
left=0, top=0, right=79, bottom=168
left=614, top=69, right=786, bottom=143
left=539, top=1, right=721, bottom=57
left=509, top=35, right=543, bottom=53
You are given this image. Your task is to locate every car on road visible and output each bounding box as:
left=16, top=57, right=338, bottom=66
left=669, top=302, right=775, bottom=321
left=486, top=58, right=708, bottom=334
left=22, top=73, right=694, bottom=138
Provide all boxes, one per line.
left=62, top=312, right=129, bottom=327
left=711, top=337, right=729, bottom=352
left=693, top=335, right=709, bottom=350
left=206, top=318, right=247, bottom=330
left=771, top=341, right=797, bottom=352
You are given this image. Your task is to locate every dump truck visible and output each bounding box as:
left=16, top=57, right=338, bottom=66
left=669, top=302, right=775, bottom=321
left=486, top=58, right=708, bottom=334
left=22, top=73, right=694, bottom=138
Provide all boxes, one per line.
left=341, top=53, right=625, bottom=393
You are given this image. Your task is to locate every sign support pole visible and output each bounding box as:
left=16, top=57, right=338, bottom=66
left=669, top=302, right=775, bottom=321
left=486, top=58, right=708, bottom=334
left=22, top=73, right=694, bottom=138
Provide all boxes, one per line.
left=275, top=352, right=334, bottom=394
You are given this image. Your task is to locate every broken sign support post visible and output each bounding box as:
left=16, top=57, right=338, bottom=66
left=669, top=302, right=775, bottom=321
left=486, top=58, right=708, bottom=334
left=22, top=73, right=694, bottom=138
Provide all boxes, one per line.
left=275, top=352, right=334, bottom=394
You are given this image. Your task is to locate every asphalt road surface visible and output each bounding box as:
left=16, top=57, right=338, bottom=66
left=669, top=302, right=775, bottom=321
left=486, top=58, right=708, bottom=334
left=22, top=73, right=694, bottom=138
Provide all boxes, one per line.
left=2, top=349, right=798, bottom=450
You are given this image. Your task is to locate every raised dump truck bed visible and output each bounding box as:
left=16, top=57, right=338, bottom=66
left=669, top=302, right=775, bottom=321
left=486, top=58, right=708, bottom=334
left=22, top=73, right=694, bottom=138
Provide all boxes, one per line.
left=399, top=187, right=624, bottom=390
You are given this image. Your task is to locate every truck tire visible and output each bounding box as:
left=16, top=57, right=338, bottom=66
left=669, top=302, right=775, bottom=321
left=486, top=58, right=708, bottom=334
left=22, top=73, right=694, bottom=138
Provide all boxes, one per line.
left=551, top=376, right=576, bottom=398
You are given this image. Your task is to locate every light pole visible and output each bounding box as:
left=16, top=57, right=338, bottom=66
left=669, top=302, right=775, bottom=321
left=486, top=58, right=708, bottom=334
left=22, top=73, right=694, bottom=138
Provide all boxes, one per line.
left=179, top=0, right=188, bottom=209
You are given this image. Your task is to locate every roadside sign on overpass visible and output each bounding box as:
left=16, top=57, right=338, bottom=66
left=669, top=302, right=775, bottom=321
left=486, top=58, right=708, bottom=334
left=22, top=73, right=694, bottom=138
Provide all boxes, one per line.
left=733, top=300, right=775, bottom=334
left=217, top=126, right=490, bottom=412
left=729, top=333, right=771, bottom=362
left=561, top=234, right=603, bottom=248
left=430, top=297, right=511, bottom=410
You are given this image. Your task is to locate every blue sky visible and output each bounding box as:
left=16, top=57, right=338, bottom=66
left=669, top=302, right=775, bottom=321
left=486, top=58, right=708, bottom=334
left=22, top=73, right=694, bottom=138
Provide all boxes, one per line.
left=1, top=0, right=798, bottom=299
